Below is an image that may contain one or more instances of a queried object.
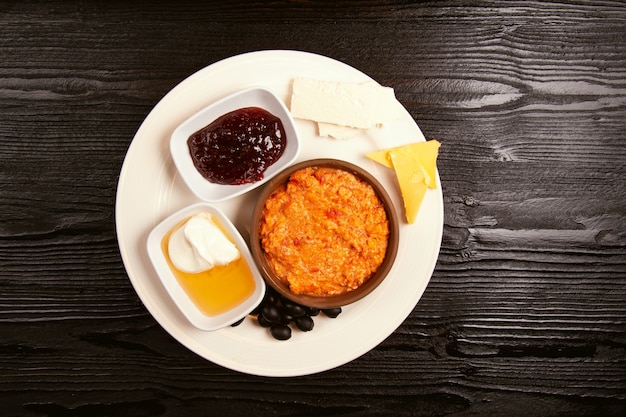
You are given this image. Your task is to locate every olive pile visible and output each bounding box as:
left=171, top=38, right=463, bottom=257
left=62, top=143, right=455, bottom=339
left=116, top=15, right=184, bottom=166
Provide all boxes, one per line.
left=231, top=287, right=342, bottom=340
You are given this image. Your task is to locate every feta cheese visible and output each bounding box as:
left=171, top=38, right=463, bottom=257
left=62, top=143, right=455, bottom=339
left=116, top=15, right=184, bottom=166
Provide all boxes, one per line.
left=290, top=78, right=402, bottom=129
left=317, top=122, right=362, bottom=139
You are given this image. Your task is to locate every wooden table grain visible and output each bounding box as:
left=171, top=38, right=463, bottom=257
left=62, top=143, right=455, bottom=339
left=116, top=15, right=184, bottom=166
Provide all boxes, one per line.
left=1, top=1, right=625, bottom=416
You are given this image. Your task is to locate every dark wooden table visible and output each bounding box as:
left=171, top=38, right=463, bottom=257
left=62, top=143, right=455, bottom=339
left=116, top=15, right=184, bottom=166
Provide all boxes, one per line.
left=1, top=1, right=625, bottom=416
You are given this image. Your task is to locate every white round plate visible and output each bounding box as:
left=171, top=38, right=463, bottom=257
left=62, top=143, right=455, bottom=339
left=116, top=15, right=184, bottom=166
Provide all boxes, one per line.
left=115, top=50, right=443, bottom=377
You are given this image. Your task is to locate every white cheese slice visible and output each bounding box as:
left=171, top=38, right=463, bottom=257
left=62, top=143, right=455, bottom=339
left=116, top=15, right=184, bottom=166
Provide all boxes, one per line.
left=317, top=122, right=363, bottom=139
left=290, top=78, right=402, bottom=129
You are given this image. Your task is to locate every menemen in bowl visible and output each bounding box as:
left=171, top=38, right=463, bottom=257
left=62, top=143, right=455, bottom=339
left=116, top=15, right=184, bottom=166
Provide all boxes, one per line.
left=256, top=160, right=397, bottom=301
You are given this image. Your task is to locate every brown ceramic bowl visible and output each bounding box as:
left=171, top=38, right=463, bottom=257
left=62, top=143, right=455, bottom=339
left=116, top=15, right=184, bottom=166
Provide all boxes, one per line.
left=250, top=159, right=399, bottom=309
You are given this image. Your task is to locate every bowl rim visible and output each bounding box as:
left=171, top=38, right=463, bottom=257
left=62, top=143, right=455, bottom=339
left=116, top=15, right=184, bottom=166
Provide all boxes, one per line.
left=250, top=158, right=400, bottom=309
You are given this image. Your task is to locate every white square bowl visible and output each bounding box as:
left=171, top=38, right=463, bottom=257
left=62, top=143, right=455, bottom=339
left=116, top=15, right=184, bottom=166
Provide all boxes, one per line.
left=146, top=202, right=266, bottom=331
left=170, top=87, right=301, bottom=202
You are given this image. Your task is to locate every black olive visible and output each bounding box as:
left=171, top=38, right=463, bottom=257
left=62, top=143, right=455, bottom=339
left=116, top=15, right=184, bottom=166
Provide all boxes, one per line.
left=281, top=313, right=295, bottom=324
left=257, top=315, right=273, bottom=328
left=253, top=288, right=342, bottom=339
left=322, top=307, right=342, bottom=318
left=284, top=303, right=306, bottom=317
left=230, top=317, right=245, bottom=327
left=261, top=304, right=281, bottom=323
left=295, top=315, right=314, bottom=332
left=306, top=307, right=320, bottom=316
left=270, top=324, right=292, bottom=341
left=250, top=303, right=263, bottom=316
left=265, top=291, right=278, bottom=305
left=280, top=298, right=293, bottom=308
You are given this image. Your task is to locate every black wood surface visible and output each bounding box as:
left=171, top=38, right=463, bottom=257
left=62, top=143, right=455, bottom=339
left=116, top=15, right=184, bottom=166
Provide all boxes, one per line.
left=1, top=1, right=625, bottom=416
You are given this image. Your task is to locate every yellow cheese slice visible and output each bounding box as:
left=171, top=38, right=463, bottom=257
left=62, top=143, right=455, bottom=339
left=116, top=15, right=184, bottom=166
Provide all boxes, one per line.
left=412, top=140, right=441, bottom=189
left=366, top=140, right=441, bottom=224
left=365, top=148, right=393, bottom=168
left=388, top=151, right=428, bottom=224
left=366, top=140, right=440, bottom=188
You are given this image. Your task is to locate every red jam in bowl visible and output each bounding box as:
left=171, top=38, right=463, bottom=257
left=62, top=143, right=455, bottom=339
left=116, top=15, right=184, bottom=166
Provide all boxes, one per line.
left=187, top=107, right=286, bottom=185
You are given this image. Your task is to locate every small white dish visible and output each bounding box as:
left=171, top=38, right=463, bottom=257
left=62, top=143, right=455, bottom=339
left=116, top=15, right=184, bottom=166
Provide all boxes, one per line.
left=146, top=202, right=266, bottom=331
left=170, top=87, right=300, bottom=202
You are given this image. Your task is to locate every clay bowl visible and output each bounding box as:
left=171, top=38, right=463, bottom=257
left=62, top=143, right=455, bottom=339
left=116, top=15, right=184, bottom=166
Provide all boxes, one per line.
left=250, top=159, right=399, bottom=309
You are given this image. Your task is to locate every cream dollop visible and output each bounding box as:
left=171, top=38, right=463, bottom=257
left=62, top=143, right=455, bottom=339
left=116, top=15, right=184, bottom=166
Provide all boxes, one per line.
left=168, top=212, right=240, bottom=273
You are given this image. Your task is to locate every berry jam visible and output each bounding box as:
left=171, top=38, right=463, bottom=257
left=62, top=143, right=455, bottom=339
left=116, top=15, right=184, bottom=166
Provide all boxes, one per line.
left=187, top=107, right=286, bottom=185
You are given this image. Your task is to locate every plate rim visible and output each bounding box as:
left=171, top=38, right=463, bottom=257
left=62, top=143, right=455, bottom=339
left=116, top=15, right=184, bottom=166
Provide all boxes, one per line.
left=115, top=49, right=443, bottom=377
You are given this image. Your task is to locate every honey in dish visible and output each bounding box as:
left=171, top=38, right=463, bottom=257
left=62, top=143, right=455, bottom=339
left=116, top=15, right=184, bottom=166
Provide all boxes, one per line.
left=161, top=220, right=256, bottom=316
